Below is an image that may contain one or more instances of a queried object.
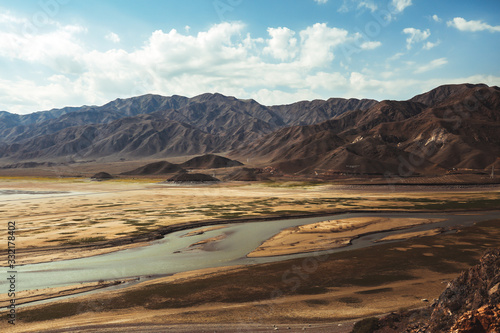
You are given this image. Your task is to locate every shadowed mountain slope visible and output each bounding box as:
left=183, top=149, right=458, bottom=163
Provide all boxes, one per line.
left=1, top=84, right=499, bottom=176
left=231, top=84, right=500, bottom=175
left=180, top=154, right=243, bottom=169
left=0, top=93, right=375, bottom=162
left=120, top=161, right=185, bottom=175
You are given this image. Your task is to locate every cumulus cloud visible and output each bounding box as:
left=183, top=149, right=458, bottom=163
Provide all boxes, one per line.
left=357, top=1, right=378, bottom=12
left=414, top=57, right=448, bottom=73
left=432, top=14, right=441, bottom=22
left=0, top=16, right=370, bottom=112
left=0, top=22, right=86, bottom=74
left=403, top=27, right=431, bottom=49
left=423, top=40, right=440, bottom=50
left=0, top=10, right=497, bottom=114
left=105, top=32, right=120, bottom=43
left=299, top=23, right=351, bottom=67
left=263, top=27, right=297, bottom=61
left=447, top=17, right=500, bottom=33
left=360, top=41, right=382, bottom=50
left=390, top=0, right=412, bottom=13
left=338, top=0, right=377, bottom=13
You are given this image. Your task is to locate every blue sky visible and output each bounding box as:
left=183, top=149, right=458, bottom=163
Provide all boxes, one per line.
left=0, top=0, right=499, bottom=114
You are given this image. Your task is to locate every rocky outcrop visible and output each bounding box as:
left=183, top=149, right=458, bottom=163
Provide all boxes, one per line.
left=369, top=248, right=500, bottom=333
left=166, top=173, right=220, bottom=183
left=451, top=304, right=500, bottom=332
left=91, top=172, right=114, bottom=180
left=428, top=248, right=500, bottom=332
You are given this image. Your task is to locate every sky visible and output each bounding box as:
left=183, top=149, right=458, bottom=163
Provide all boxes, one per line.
left=0, top=0, right=499, bottom=114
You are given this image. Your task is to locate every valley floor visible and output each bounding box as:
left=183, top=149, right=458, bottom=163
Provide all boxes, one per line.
left=0, top=177, right=499, bottom=332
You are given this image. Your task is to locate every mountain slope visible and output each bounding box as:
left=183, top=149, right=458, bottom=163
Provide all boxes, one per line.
left=120, top=161, right=185, bottom=175
left=231, top=84, right=500, bottom=175
left=1, top=84, right=498, bottom=175
left=0, top=93, right=374, bottom=163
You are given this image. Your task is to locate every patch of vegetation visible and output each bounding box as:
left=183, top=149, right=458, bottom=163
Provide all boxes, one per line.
left=45, top=238, right=71, bottom=243
left=95, top=204, right=124, bottom=208
left=20, top=302, right=82, bottom=323
left=124, top=219, right=155, bottom=227
left=351, top=317, right=380, bottom=333
left=64, top=236, right=106, bottom=245
left=414, top=198, right=500, bottom=210
left=217, top=212, right=248, bottom=219
left=271, top=210, right=309, bottom=215
left=356, top=287, right=393, bottom=294
left=303, top=299, right=329, bottom=306
left=95, top=217, right=116, bottom=221
left=349, top=273, right=415, bottom=287
left=296, top=285, right=329, bottom=295
left=262, top=181, right=323, bottom=188
left=338, top=296, right=363, bottom=304
left=203, top=211, right=219, bottom=216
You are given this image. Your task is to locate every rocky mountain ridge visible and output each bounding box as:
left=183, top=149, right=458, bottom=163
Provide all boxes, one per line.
left=1, top=83, right=499, bottom=177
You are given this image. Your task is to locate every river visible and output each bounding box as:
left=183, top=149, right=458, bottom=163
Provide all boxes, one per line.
left=1, top=211, right=499, bottom=292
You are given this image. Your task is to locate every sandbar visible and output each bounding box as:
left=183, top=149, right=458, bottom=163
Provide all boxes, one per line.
left=247, top=217, right=445, bottom=257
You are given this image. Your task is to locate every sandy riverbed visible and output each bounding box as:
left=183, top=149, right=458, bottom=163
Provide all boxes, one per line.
left=1, top=178, right=498, bottom=266
left=247, top=217, right=445, bottom=257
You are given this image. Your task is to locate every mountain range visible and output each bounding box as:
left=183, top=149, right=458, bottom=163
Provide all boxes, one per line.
left=1, top=83, right=499, bottom=176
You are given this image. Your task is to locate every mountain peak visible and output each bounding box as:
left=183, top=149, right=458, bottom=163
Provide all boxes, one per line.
left=410, top=83, right=489, bottom=107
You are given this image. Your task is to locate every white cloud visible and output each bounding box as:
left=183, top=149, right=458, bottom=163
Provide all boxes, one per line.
left=447, top=17, right=500, bottom=33
left=0, top=23, right=86, bottom=74
left=105, top=32, right=120, bottom=43
left=390, top=0, right=412, bottom=13
left=357, top=1, right=378, bottom=12
left=403, top=28, right=431, bottom=49
left=360, top=41, right=382, bottom=50
left=305, top=72, right=348, bottom=90
left=423, top=40, right=440, bottom=50
left=0, top=17, right=365, bottom=112
left=263, top=27, right=298, bottom=61
left=432, top=14, right=441, bottom=23
left=338, top=0, right=377, bottom=13
left=0, top=10, right=497, bottom=114
left=299, top=23, right=351, bottom=67
left=414, top=57, right=448, bottom=74
left=389, top=52, right=405, bottom=61
left=314, top=0, right=328, bottom=4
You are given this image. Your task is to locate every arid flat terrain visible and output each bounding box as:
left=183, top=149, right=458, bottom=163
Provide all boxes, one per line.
left=0, top=176, right=499, bottom=332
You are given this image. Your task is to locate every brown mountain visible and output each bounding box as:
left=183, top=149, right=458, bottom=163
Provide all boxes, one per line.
left=0, top=93, right=375, bottom=163
left=1, top=84, right=498, bottom=176
left=121, top=161, right=185, bottom=175
left=180, top=154, right=243, bottom=169
left=166, top=173, right=220, bottom=183
left=231, top=84, right=500, bottom=175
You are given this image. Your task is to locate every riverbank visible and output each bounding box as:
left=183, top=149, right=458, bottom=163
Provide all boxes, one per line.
left=4, top=218, right=499, bottom=332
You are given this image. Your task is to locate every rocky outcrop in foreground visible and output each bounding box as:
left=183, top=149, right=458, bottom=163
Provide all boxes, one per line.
left=361, top=248, right=500, bottom=333
left=428, top=248, right=500, bottom=332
